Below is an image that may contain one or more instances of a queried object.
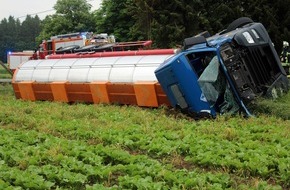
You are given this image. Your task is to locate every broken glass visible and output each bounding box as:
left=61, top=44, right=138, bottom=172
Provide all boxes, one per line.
left=198, top=56, right=240, bottom=114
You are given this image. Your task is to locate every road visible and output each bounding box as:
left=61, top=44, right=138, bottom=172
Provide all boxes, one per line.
left=0, top=79, right=12, bottom=83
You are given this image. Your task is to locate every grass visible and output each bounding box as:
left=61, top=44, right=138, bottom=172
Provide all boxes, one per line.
left=0, top=64, right=12, bottom=79
left=0, top=83, right=290, bottom=189
left=249, top=92, right=290, bottom=120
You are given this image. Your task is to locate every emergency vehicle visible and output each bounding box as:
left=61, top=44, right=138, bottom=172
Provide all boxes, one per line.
left=7, top=32, right=92, bottom=71
left=7, top=32, right=151, bottom=72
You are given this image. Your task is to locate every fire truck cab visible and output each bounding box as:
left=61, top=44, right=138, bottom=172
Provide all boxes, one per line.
left=38, top=32, right=92, bottom=59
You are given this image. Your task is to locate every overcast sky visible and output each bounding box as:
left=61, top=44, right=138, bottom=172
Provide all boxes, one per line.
left=0, top=0, right=102, bottom=21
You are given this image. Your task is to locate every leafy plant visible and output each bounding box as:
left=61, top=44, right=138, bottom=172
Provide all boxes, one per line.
left=0, top=84, right=289, bottom=189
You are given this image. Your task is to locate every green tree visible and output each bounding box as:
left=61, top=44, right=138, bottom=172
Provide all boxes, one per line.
left=94, top=0, right=137, bottom=42
left=0, top=15, right=41, bottom=62
left=18, top=15, right=41, bottom=50
left=128, top=0, right=201, bottom=47
left=127, top=0, right=155, bottom=41
left=150, top=0, right=186, bottom=47
left=37, top=0, right=95, bottom=44
left=0, top=16, right=21, bottom=62
left=54, top=0, right=95, bottom=32
left=195, top=0, right=249, bottom=35
left=93, top=0, right=290, bottom=50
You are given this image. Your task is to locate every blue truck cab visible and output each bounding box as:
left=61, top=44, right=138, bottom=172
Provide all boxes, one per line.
left=155, top=18, right=289, bottom=117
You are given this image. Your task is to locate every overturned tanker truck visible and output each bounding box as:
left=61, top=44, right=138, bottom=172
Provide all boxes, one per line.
left=12, top=17, right=289, bottom=117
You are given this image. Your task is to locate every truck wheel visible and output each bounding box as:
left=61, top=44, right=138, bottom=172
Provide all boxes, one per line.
left=195, top=31, right=211, bottom=38
left=226, top=17, right=253, bottom=33
left=93, top=43, right=115, bottom=52
left=183, top=36, right=207, bottom=50
left=74, top=44, right=99, bottom=53
left=55, top=45, right=80, bottom=54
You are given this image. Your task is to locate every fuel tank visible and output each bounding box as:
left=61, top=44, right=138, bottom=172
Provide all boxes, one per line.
left=12, top=50, right=176, bottom=107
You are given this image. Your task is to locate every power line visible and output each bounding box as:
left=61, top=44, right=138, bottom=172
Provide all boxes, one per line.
left=17, top=9, right=55, bottom=19
left=16, top=0, right=99, bottom=20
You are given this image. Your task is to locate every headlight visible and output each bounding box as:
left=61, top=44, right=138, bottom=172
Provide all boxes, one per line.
left=251, top=29, right=260, bottom=39
left=242, top=32, right=254, bottom=44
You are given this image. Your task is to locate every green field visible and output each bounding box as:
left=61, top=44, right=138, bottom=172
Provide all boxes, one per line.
left=0, top=81, right=290, bottom=189
left=0, top=64, right=12, bottom=79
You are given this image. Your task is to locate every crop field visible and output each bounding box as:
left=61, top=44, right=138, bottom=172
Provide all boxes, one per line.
left=0, top=79, right=290, bottom=189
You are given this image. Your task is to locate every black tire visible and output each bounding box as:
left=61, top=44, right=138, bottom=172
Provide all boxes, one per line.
left=74, top=44, right=99, bottom=53
left=183, top=36, right=207, bottom=50
left=195, top=31, right=211, bottom=38
left=226, top=17, right=254, bottom=33
left=93, top=43, right=115, bottom=52
left=55, top=45, right=80, bottom=54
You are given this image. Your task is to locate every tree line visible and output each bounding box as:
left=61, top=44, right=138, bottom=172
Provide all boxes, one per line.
left=0, top=15, right=41, bottom=62
left=1, top=0, right=290, bottom=62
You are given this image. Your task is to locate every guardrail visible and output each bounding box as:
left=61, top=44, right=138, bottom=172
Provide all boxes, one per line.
left=0, top=61, right=13, bottom=76
left=0, top=79, right=11, bottom=83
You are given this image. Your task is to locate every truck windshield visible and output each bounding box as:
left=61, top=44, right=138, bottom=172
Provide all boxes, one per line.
left=186, top=52, right=240, bottom=114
